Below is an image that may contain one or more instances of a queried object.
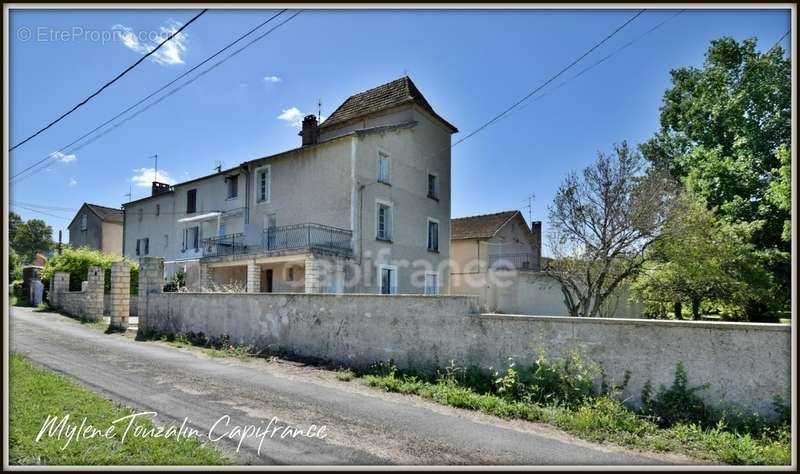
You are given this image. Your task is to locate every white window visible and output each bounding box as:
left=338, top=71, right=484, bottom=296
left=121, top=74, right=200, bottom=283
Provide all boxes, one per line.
left=427, top=172, right=439, bottom=200
left=182, top=226, right=199, bottom=252
left=80, top=213, right=87, bottom=231
left=376, top=201, right=393, bottom=241
left=379, top=264, right=398, bottom=295
left=424, top=272, right=439, bottom=295
left=377, top=151, right=390, bottom=184
left=427, top=218, right=439, bottom=252
left=256, top=166, right=271, bottom=202
left=226, top=175, right=238, bottom=199
left=135, top=238, right=150, bottom=256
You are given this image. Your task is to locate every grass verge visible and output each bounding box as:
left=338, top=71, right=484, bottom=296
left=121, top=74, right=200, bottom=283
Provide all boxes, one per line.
left=356, top=364, right=790, bottom=465
left=9, top=353, right=229, bottom=465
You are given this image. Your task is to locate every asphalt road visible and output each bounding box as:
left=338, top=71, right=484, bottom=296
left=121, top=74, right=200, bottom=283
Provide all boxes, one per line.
left=10, top=307, right=697, bottom=466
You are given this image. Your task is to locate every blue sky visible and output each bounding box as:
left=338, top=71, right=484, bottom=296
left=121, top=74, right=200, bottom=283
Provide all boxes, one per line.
left=8, top=8, right=791, bottom=249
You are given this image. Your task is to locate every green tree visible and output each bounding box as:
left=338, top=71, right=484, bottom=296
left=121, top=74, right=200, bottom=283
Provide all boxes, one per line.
left=631, top=193, right=773, bottom=320
left=9, top=212, right=22, bottom=244
left=42, top=247, right=139, bottom=294
left=9, top=247, right=23, bottom=282
left=12, top=218, right=53, bottom=263
left=641, top=37, right=791, bottom=313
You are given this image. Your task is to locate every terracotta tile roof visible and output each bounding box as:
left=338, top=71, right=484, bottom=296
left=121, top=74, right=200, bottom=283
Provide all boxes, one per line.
left=320, top=76, right=457, bottom=132
left=86, top=203, right=123, bottom=223
left=451, top=210, right=520, bottom=240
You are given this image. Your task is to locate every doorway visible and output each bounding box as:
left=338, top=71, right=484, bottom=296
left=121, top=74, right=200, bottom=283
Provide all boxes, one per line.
left=261, top=268, right=273, bottom=293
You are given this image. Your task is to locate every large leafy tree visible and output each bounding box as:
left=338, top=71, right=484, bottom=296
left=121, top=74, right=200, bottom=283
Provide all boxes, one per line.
left=12, top=218, right=53, bottom=263
left=641, top=37, right=791, bottom=312
left=545, top=142, right=677, bottom=317
left=631, top=192, right=773, bottom=320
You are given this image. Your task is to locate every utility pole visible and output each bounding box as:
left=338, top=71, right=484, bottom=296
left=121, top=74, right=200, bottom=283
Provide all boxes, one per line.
left=58, top=230, right=62, bottom=255
left=317, top=99, right=322, bottom=122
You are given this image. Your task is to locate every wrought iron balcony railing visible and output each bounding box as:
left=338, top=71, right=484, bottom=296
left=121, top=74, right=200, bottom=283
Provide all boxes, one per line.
left=200, top=224, right=353, bottom=258
left=263, top=223, right=352, bottom=253
left=201, top=233, right=246, bottom=258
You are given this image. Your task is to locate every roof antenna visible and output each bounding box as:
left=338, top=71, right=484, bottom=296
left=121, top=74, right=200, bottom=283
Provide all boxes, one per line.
left=214, top=160, right=222, bottom=173
left=522, top=193, right=535, bottom=228
left=124, top=183, right=132, bottom=203
left=317, top=98, right=322, bottom=122
left=148, top=154, right=158, bottom=181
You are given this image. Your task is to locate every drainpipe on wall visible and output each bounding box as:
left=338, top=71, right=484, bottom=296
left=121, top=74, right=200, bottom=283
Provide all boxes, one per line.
left=240, top=164, right=250, bottom=225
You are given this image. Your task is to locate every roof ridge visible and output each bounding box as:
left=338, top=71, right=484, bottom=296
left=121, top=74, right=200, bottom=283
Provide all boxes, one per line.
left=452, top=210, right=518, bottom=221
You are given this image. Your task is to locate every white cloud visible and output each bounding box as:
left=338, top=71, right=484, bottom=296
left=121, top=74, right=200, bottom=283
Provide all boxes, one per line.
left=50, top=151, right=76, bottom=163
left=263, top=75, right=282, bottom=83
left=112, top=19, right=188, bottom=66
left=68, top=178, right=78, bottom=186
left=130, top=167, right=176, bottom=187
left=277, top=107, right=326, bottom=128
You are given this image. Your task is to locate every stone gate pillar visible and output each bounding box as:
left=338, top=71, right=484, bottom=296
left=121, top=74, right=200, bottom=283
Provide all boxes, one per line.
left=138, top=257, right=164, bottom=334
left=50, top=272, right=69, bottom=309
left=110, top=261, right=130, bottom=331
left=85, top=265, right=104, bottom=322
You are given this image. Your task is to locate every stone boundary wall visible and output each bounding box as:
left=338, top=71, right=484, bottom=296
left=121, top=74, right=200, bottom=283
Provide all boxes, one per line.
left=143, top=290, right=790, bottom=419
left=49, top=266, right=104, bottom=321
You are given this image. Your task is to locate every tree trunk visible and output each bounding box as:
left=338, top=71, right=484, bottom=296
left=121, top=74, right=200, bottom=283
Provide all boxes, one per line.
left=674, top=301, right=683, bottom=320
left=691, top=298, right=701, bottom=320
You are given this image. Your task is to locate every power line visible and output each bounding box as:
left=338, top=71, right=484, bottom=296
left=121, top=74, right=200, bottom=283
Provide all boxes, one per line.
left=505, top=9, right=684, bottom=120
left=451, top=9, right=646, bottom=149
left=10, top=201, right=76, bottom=212
left=11, top=204, right=73, bottom=220
left=11, top=9, right=294, bottom=184
left=770, top=30, right=790, bottom=52
left=9, top=9, right=208, bottom=152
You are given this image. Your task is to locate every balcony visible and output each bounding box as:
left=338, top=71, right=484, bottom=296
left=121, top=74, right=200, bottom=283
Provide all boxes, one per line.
left=200, top=223, right=353, bottom=259
left=487, top=253, right=539, bottom=271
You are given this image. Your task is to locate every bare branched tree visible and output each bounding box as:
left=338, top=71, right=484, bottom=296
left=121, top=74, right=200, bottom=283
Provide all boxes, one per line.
left=545, top=142, right=676, bottom=317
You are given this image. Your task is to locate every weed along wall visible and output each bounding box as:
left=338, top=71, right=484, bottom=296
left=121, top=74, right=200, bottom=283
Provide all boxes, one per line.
left=137, top=259, right=790, bottom=419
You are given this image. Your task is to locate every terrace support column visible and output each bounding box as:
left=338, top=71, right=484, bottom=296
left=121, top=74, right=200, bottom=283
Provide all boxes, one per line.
left=304, top=253, right=321, bottom=294
left=110, top=261, right=130, bottom=331
left=199, top=263, right=211, bottom=290
left=246, top=260, right=259, bottom=293
left=138, top=257, right=164, bottom=335
left=85, top=265, right=105, bottom=322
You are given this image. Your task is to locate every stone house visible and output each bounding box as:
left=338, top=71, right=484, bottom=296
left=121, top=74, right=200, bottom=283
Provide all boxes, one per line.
left=67, top=203, right=124, bottom=255
left=122, top=76, right=457, bottom=294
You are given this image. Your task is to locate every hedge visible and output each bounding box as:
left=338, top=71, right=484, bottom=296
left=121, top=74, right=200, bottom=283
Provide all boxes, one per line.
left=41, top=247, right=139, bottom=295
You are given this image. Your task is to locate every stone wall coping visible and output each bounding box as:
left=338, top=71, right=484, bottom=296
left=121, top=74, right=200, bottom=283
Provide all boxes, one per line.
left=478, top=313, right=791, bottom=332
left=153, top=292, right=478, bottom=301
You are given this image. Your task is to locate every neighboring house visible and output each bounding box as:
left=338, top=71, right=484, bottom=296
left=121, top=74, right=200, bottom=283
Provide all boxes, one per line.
left=450, top=209, right=542, bottom=279
left=68, top=203, right=124, bottom=255
left=122, top=76, right=457, bottom=294
left=449, top=210, right=642, bottom=318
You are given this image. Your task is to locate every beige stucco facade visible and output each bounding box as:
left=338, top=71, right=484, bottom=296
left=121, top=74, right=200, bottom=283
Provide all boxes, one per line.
left=123, top=101, right=454, bottom=295
left=68, top=204, right=124, bottom=255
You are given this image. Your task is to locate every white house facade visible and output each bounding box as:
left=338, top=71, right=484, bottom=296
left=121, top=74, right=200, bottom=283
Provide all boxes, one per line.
left=122, top=77, right=457, bottom=294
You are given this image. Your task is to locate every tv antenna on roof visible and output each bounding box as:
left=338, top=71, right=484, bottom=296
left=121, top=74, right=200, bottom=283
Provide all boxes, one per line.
left=214, top=160, right=222, bottom=173
left=522, top=193, right=535, bottom=228
left=317, top=98, right=322, bottom=122
left=124, top=183, right=132, bottom=203
left=147, top=154, right=158, bottom=181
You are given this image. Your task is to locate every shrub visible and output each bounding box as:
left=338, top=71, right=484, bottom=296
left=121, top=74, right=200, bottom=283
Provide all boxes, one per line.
left=518, top=349, right=601, bottom=408
left=41, top=247, right=139, bottom=295
left=641, top=361, right=711, bottom=427
left=163, top=270, right=186, bottom=293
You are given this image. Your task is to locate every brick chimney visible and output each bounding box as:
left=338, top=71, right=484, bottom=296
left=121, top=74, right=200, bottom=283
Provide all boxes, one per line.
left=530, top=221, right=542, bottom=271
left=151, top=181, right=171, bottom=196
left=299, top=115, right=319, bottom=146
